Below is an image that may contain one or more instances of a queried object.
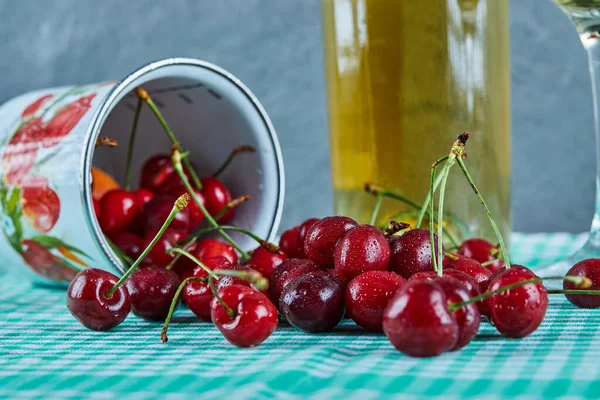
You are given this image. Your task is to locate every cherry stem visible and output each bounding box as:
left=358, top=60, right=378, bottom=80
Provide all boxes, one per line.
left=105, top=193, right=190, bottom=298
left=544, top=275, right=593, bottom=288
left=437, top=154, right=457, bottom=277
left=212, top=145, right=256, bottom=178
left=547, top=289, right=600, bottom=295
left=456, top=156, right=511, bottom=269
left=481, top=259, right=497, bottom=267
left=124, top=97, right=142, bottom=191
left=171, top=149, right=249, bottom=260
left=161, top=276, right=204, bottom=343
left=180, top=225, right=279, bottom=253
left=417, top=156, right=448, bottom=229
left=106, top=237, right=134, bottom=266
left=165, top=195, right=251, bottom=270
left=208, top=270, right=236, bottom=318
left=369, top=193, right=384, bottom=226
left=134, top=87, right=203, bottom=191
left=429, top=156, right=448, bottom=273
left=448, top=277, right=541, bottom=311
left=95, top=137, right=118, bottom=148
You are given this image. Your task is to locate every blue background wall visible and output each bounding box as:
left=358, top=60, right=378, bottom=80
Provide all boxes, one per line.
left=0, top=0, right=595, bottom=233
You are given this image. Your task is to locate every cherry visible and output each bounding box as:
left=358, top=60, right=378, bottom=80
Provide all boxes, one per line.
left=279, top=270, right=344, bottom=333
left=200, top=177, right=235, bottom=223
left=125, top=267, right=181, bottom=321
left=20, top=175, right=61, bottom=233
left=334, top=225, right=391, bottom=283
left=435, top=277, right=480, bottom=351
left=98, top=189, right=140, bottom=234
left=43, top=93, right=95, bottom=148
left=210, top=284, right=278, bottom=347
left=140, top=154, right=174, bottom=193
left=2, top=117, right=41, bottom=185
left=269, top=258, right=321, bottom=308
left=409, top=269, right=481, bottom=300
left=279, top=226, right=303, bottom=258
left=133, top=188, right=154, bottom=207
left=66, top=268, right=131, bottom=330
left=21, top=239, right=78, bottom=282
left=183, top=262, right=219, bottom=321
left=142, top=228, right=187, bottom=268
left=195, top=239, right=239, bottom=266
left=247, top=247, right=287, bottom=279
left=388, top=229, right=443, bottom=279
left=445, top=255, right=492, bottom=291
left=383, top=279, right=458, bottom=357
left=484, top=265, right=547, bottom=338
left=174, top=186, right=206, bottom=229
left=345, top=271, right=406, bottom=332
left=303, top=216, right=358, bottom=267
left=215, top=263, right=266, bottom=292
left=564, top=259, right=600, bottom=308
left=458, top=238, right=504, bottom=273
left=93, top=198, right=101, bottom=218
left=297, top=218, right=320, bottom=258
left=143, top=195, right=190, bottom=234
left=109, top=231, right=143, bottom=260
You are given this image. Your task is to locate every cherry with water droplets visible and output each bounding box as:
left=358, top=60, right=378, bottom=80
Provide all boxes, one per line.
left=98, top=189, right=140, bottom=234
left=66, top=268, right=131, bottom=330
left=247, top=247, right=287, bottom=279
left=142, top=228, right=186, bottom=268
left=564, top=259, right=600, bottom=308
left=458, top=238, right=504, bottom=273
left=345, top=270, right=406, bottom=332
left=125, top=267, right=181, bottom=321
left=143, top=195, right=190, bottom=234
left=297, top=218, right=320, bottom=258
left=269, top=258, right=321, bottom=308
left=183, top=259, right=224, bottom=320
left=279, top=270, right=344, bottom=333
left=388, top=229, right=443, bottom=279
left=409, top=269, right=481, bottom=301
left=279, top=226, right=303, bottom=258
left=303, top=216, right=358, bottom=267
left=445, top=255, right=492, bottom=291
left=210, top=284, right=278, bottom=348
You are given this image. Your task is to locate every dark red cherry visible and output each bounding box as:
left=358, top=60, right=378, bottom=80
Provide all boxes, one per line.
left=133, top=188, right=154, bottom=207
left=269, top=258, right=321, bottom=308
left=383, top=279, right=458, bottom=357
left=388, top=229, right=443, bottom=279
left=93, top=198, right=101, bottom=218
left=564, top=259, right=600, bottom=308
left=435, top=277, right=480, bottom=351
left=303, top=216, right=358, bottom=267
left=66, top=268, right=131, bottom=330
left=297, top=218, right=320, bottom=257
left=98, top=190, right=140, bottom=234
left=201, top=177, right=234, bottom=223
left=279, top=270, right=344, bottom=333
left=246, top=247, right=287, bottom=280
left=279, top=226, right=303, bottom=258
left=183, top=262, right=219, bottom=321
left=334, top=225, right=391, bottom=283
left=445, top=255, right=492, bottom=291
left=458, top=238, right=504, bottom=273
left=143, top=195, right=190, bottom=234
left=485, top=265, right=547, bottom=338
left=174, top=186, right=206, bottom=230
left=215, top=263, right=263, bottom=292
left=409, top=269, right=481, bottom=301
left=139, top=154, right=174, bottom=193
left=195, top=239, right=239, bottom=266
left=125, top=267, right=181, bottom=321
left=142, top=228, right=186, bottom=268
left=109, top=231, right=143, bottom=260
left=345, top=270, right=406, bottom=332
left=210, top=284, right=278, bottom=347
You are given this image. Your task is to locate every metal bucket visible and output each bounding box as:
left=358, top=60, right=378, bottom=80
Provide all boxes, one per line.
left=0, top=58, right=285, bottom=286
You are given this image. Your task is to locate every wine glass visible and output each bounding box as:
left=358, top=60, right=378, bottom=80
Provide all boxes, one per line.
left=539, top=0, right=600, bottom=281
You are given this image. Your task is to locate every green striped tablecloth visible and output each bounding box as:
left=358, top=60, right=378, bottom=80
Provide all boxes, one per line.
left=0, top=233, right=597, bottom=399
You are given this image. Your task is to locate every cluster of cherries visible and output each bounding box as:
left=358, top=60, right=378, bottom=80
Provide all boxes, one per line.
left=67, top=97, right=600, bottom=357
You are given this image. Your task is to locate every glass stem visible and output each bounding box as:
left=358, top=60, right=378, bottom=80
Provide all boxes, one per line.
left=585, top=42, right=600, bottom=247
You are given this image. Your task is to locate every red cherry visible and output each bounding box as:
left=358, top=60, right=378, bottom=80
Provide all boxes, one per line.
left=303, top=216, right=358, bottom=267
left=2, top=117, right=42, bottom=185
left=133, top=188, right=154, bottom=207
left=142, top=228, right=187, bottom=268
left=20, top=175, right=61, bottom=233
left=66, top=268, right=130, bottom=330
left=458, top=238, right=504, bottom=273
left=195, top=239, right=238, bottom=265
left=248, top=247, right=287, bottom=279
left=21, top=239, right=78, bottom=282
left=174, top=186, right=206, bottom=230
left=93, top=198, right=101, bottom=218
left=158, top=169, right=195, bottom=195
left=383, top=279, right=458, bottom=357
left=334, top=225, right=391, bottom=283
left=125, top=267, right=181, bottom=321
left=279, top=270, right=344, bottom=333
left=435, top=277, right=480, bottom=351
left=143, top=195, right=190, bottom=234
left=269, top=258, right=321, bottom=307
left=485, top=265, right=548, bottom=338
left=564, top=259, right=600, bottom=308
left=200, top=177, right=234, bottom=223
left=345, top=271, right=406, bottom=332
left=409, top=269, right=481, bottom=301
left=139, top=154, right=174, bottom=193
left=388, top=229, right=443, bottom=279
left=183, top=261, right=221, bottom=321
left=297, top=218, right=320, bottom=258
left=210, top=284, right=278, bottom=347
left=445, top=256, right=492, bottom=291
left=43, top=93, right=96, bottom=148
left=109, top=231, right=143, bottom=260
left=279, top=226, right=303, bottom=258
left=98, top=190, right=140, bottom=234
left=22, top=94, right=53, bottom=118
left=215, top=262, right=267, bottom=293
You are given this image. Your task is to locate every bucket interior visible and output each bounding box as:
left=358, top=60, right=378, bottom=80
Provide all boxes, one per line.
left=89, top=70, right=282, bottom=271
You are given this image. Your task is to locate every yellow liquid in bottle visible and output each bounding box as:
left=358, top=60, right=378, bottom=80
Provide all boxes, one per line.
left=322, top=0, right=511, bottom=245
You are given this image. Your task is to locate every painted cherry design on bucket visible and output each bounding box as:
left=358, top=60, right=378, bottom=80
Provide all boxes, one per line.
left=20, top=175, right=61, bottom=232
left=43, top=93, right=96, bottom=148
left=21, top=239, right=78, bottom=282
left=210, top=284, right=278, bottom=348
left=67, top=268, right=131, bottom=330
left=2, top=117, right=43, bottom=185
left=21, top=94, right=53, bottom=118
